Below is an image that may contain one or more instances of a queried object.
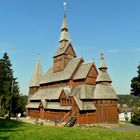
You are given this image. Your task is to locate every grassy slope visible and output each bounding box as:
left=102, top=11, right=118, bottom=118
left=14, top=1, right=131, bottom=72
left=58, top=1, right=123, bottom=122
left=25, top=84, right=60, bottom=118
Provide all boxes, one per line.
left=0, top=119, right=140, bottom=140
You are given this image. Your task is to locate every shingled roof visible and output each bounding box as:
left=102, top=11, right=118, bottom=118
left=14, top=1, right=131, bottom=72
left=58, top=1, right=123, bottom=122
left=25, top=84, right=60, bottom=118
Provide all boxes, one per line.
left=59, top=30, right=70, bottom=42
left=73, top=97, right=96, bottom=111
left=59, top=15, right=69, bottom=42
left=94, top=53, right=118, bottom=99
left=54, top=41, right=69, bottom=57
left=96, top=70, right=112, bottom=83
left=28, top=84, right=97, bottom=111
left=40, top=57, right=83, bottom=84
left=74, top=62, right=93, bottom=80
left=96, top=53, right=112, bottom=83
left=99, top=58, right=107, bottom=69
left=61, top=16, right=68, bottom=30
left=30, top=84, right=95, bottom=101
left=94, top=84, right=118, bottom=99
left=53, top=14, right=71, bottom=57
left=29, top=57, right=43, bottom=87
left=30, top=87, right=65, bottom=101
left=46, top=102, right=71, bottom=110
left=70, top=84, right=95, bottom=99
left=26, top=102, right=40, bottom=108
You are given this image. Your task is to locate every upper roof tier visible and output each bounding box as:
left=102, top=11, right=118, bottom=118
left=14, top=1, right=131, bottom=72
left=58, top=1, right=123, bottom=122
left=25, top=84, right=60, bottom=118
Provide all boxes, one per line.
left=54, top=41, right=71, bottom=57
left=59, top=16, right=70, bottom=42
left=53, top=13, right=75, bottom=58
left=99, top=52, right=107, bottom=69
left=96, top=70, right=112, bottom=83
left=96, top=52, right=112, bottom=83
left=74, top=61, right=94, bottom=80
left=61, top=16, right=68, bottom=30
left=40, top=57, right=83, bottom=84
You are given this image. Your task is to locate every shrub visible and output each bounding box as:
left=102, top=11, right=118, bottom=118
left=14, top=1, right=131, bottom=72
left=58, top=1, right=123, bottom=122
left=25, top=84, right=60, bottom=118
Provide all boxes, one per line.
left=0, top=108, right=7, bottom=117
left=131, top=108, right=140, bottom=125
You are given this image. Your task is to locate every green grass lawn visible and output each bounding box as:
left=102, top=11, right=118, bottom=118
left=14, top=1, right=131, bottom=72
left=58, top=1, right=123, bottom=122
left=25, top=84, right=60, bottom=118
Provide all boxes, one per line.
left=0, top=119, right=140, bottom=140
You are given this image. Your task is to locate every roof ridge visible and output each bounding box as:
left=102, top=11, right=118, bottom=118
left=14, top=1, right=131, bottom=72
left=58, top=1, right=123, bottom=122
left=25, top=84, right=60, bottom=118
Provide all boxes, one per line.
left=82, top=61, right=93, bottom=65
left=70, top=57, right=83, bottom=61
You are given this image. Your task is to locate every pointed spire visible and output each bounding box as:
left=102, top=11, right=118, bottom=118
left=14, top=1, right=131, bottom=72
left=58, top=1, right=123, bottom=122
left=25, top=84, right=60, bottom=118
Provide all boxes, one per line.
left=64, top=0, right=67, bottom=18
left=96, top=53, right=112, bottom=83
left=99, top=52, right=107, bottom=69
left=101, top=52, right=104, bottom=59
left=94, top=53, right=118, bottom=99
left=59, top=1, right=70, bottom=42
left=61, top=0, right=68, bottom=30
left=29, top=56, right=43, bottom=87
left=61, top=16, right=68, bottom=30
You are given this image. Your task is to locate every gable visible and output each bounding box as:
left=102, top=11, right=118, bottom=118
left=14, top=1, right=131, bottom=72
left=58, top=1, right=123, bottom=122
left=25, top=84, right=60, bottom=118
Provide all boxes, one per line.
left=65, top=44, right=76, bottom=57
left=39, top=100, right=46, bottom=108
left=72, top=96, right=96, bottom=111
left=39, top=102, right=44, bottom=108
left=87, top=65, right=98, bottom=78
left=59, top=90, right=68, bottom=99
left=73, top=62, right=93, bottom=80
left=85, top=65, right=98, bottom=84
left=53, top=42, right=76, bottom=58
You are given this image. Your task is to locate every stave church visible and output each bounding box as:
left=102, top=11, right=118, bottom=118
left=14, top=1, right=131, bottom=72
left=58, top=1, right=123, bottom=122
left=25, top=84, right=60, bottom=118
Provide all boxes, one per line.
left=26, top=4, right=118, bottom=125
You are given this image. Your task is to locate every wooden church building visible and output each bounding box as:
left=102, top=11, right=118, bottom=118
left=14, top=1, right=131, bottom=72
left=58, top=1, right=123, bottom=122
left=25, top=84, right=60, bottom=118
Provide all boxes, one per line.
left=26, top=6, right=118, bottom=125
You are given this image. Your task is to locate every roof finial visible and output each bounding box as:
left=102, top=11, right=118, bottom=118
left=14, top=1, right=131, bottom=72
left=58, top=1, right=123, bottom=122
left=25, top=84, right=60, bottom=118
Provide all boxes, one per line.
left=101, top=52, right=104, bottom=59
left=63, top=0, right=67, bottom=17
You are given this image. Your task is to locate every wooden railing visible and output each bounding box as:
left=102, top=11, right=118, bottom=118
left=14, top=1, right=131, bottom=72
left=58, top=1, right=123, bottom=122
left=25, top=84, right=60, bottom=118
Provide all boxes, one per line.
left=61, top=111, right=71, bottom=122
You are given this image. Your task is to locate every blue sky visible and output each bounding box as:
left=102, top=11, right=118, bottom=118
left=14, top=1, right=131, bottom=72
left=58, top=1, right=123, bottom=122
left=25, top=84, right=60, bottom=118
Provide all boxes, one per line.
left=0, top=0, right=140, bottom=95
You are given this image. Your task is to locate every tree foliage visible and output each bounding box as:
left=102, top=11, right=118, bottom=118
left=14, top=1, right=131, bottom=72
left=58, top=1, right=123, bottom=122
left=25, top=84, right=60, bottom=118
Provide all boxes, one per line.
left=131, top=64, right=140, bottom=96
left=131, top=108, right=140, bottom=125
left=0, top=53, right=27, bottom=117
left=118, top=95, right=140, bottom=107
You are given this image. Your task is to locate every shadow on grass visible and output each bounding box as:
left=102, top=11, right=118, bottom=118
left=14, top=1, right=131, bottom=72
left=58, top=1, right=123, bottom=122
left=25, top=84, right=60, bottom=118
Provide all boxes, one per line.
left=0, top=136, right=9, bottom=140
left=0, top=119, right=25, bottom=140
left=0, top=119, right=22, bottom=130
left=0, top=129, right=22, bottom=132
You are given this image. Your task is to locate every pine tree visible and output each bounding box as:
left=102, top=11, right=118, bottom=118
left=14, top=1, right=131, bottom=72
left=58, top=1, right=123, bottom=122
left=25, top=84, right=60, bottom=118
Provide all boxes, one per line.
left=0, top=58, right=5, bottom=112
left=0, top=53, right=20, bottom=117
left=131, top=64, right=140, bottom=96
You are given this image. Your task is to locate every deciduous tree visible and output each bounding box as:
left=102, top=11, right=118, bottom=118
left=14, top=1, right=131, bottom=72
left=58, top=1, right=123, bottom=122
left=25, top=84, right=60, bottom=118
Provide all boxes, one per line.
left=131, top=64, right=140, bottom=96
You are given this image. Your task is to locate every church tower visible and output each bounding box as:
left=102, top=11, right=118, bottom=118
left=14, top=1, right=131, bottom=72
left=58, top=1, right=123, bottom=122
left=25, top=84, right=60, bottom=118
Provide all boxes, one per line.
left=28, top=56, right=43, bottom=99
left=94, top=52, right=118, bottom=123
left=53, top=3, right=76, bottom=72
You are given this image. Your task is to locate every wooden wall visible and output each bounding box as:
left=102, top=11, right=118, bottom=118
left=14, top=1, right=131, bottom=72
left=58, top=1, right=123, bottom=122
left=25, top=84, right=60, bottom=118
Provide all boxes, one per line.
left=77, top=111, right=96, bottom=124
left=29, top=109, right=40, bottom=118
left=95, top=100, right=118, bottom=123
left=45, top=110, right=68, bottom=121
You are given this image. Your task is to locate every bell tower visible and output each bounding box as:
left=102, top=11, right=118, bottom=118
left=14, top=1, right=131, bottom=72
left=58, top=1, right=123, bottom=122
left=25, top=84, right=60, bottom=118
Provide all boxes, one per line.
left=53, top=1, right=76, bottom=73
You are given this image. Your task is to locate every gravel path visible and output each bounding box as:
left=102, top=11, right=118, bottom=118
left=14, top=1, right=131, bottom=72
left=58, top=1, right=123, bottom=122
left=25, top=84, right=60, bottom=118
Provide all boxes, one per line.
left=12, top=117, right=58, bottom=126
left=113, top=123, right=140, bottom=131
